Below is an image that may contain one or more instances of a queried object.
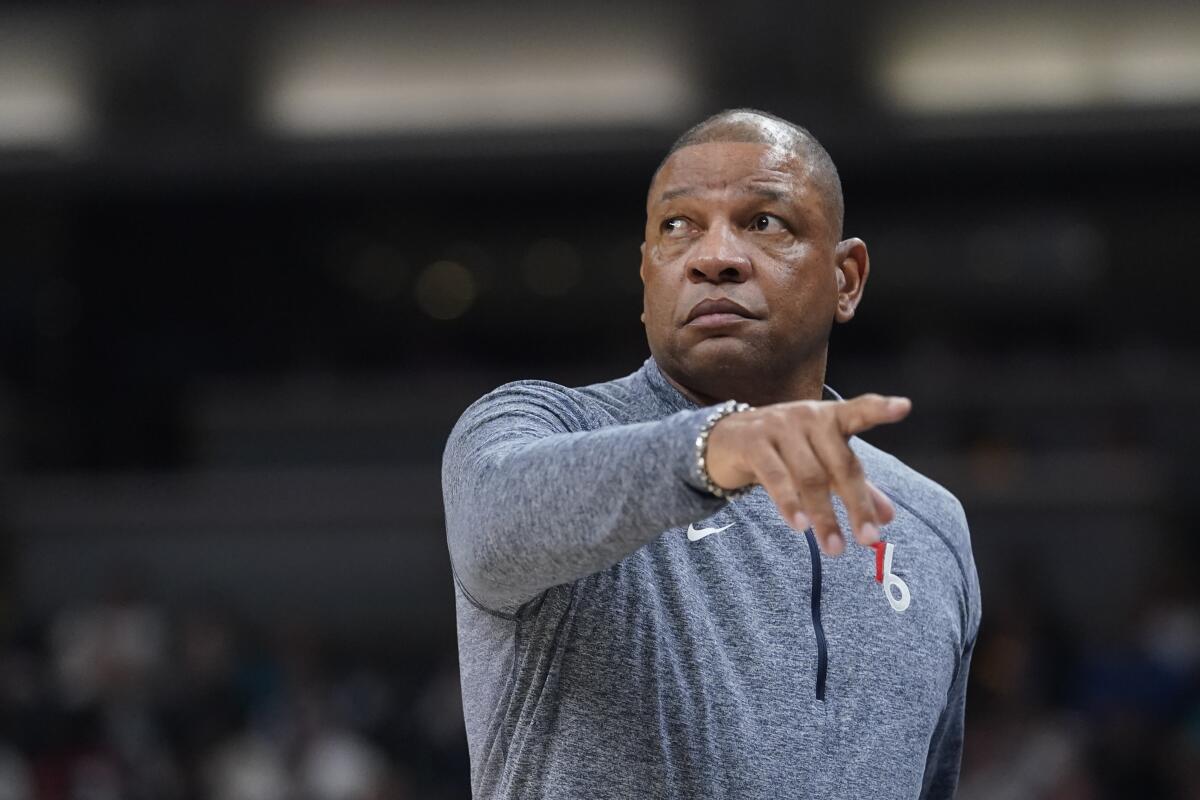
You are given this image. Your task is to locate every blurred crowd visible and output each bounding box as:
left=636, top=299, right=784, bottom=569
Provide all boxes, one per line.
left=0, top=573, right=1197, bottom=800
left=959, top=587, right=1200, bottom=799
left=0, top=580, right=469, bottom=800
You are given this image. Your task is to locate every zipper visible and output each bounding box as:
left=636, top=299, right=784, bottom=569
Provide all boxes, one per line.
left=804, top=530, right=828, bottom=701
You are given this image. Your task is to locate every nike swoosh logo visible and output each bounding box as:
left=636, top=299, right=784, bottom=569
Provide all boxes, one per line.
left=687, top=522, right=734, bottom=542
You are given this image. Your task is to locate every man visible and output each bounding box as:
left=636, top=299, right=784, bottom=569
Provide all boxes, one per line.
left=443, top=109, right=981, bottom=799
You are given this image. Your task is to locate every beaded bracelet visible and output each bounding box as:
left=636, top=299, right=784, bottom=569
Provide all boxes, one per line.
left=694, top=399, right=756, bottom=500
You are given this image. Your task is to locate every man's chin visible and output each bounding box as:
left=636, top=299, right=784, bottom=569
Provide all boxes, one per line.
left=670, top=339, right=768, bottom=393
left=683, top=335, right=759, bottom=367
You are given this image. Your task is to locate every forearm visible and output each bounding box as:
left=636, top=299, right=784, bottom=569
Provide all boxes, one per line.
left=443, top=395, right=724, bottom=611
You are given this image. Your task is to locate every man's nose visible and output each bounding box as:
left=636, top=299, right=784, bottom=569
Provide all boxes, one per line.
left=686, top=225, right=751, bottom=284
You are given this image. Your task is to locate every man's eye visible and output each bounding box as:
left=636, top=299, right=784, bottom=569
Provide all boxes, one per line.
left=750, top=214, right=787, bottom=233
left=661, top=218, right=692, bottom=237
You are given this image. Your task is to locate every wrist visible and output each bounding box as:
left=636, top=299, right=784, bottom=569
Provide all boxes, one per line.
left=693, top=400, right=756, bottom=499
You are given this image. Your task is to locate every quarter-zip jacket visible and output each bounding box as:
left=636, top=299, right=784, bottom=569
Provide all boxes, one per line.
left=443, top=358, right=981, bottom=799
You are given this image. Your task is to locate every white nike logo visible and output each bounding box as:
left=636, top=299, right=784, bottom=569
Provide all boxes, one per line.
left=687, top=522, right=734, bottom=542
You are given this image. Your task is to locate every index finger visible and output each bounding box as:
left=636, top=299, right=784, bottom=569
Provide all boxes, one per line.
left=832, top=394, right=912, bottom=436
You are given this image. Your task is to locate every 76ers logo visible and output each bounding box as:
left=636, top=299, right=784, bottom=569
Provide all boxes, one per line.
left=869, top=541, right=911, bottom=613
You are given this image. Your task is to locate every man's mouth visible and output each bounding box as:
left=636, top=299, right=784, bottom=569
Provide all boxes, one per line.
left=685, top=297, right=760, bottom=327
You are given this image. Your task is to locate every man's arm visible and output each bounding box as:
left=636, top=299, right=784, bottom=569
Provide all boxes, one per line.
left=442, top=381, right=725, bottom=612
left=443, top=380, right=914, bottom=613
left=919, top=636, right=977, bottom=800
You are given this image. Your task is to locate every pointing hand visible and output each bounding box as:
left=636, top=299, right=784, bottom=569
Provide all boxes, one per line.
left=703, top=394, right=912, bottom=556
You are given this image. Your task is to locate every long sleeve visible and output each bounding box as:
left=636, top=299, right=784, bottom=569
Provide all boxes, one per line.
left=442, top=380, right=726, bottom=613
left=919, top=635, right=977, bottom=800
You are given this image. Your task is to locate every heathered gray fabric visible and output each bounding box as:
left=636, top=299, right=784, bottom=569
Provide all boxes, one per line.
left=443, top=357, right=982, bottom=799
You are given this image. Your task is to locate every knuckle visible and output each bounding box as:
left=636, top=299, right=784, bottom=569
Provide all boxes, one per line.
left=745, top=415, right=776, bottom=442
left=839, top=453, right=864, bottom=479
left=823, top=443, right=853, bottom=469
left=757, top=464, right=788, bottom=485
left=853, top=490, right=874, bottom=510
left=789, top=402, right=817, bottom=422
left=830, top=405, right=857, bottom=429
left=797, top=472, right=828, bottom=491
left=842, top=495, right=866, bottom=516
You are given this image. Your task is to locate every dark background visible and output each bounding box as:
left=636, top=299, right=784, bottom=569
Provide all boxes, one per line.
left=1, top=2, right=1198, bottom=798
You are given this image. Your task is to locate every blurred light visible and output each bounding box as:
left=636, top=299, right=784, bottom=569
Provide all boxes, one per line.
left=257, top=6, right=698, bottom=137
left=521, top=238, right=582, bottom=297
left=0, top=14, right=90, bottom=149
left=415, top=260, right=476, bottom=320
left=1109, top=27, right=1200, bottom=104
left=877, top=3, right=1200, bottom=114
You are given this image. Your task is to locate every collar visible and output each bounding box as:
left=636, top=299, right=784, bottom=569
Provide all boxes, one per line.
left=640, top=356, right=843, bottom=410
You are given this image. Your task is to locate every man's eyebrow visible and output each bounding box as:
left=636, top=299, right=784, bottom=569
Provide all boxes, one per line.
left=749, top=186, right=792, bottom=203
left=658, top=186, right=694, bottom=203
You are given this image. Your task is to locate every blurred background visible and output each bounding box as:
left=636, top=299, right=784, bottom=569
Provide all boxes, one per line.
left=1, top=1, right=1198, bottom=798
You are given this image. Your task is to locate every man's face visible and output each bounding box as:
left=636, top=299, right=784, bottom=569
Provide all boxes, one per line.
left=640, top=141, right=844, bottom=394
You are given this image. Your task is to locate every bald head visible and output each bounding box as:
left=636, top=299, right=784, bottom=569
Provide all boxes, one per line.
left=657, top=109, right=844, bottom=238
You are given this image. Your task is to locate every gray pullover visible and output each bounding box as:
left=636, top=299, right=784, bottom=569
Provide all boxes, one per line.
left=443, top=358, right=981, bottom=799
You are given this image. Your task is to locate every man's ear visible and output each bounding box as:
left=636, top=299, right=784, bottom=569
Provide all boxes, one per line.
left=834, top=237, right=869, bottom=323
left=639, top=241, right=647, bottom=324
